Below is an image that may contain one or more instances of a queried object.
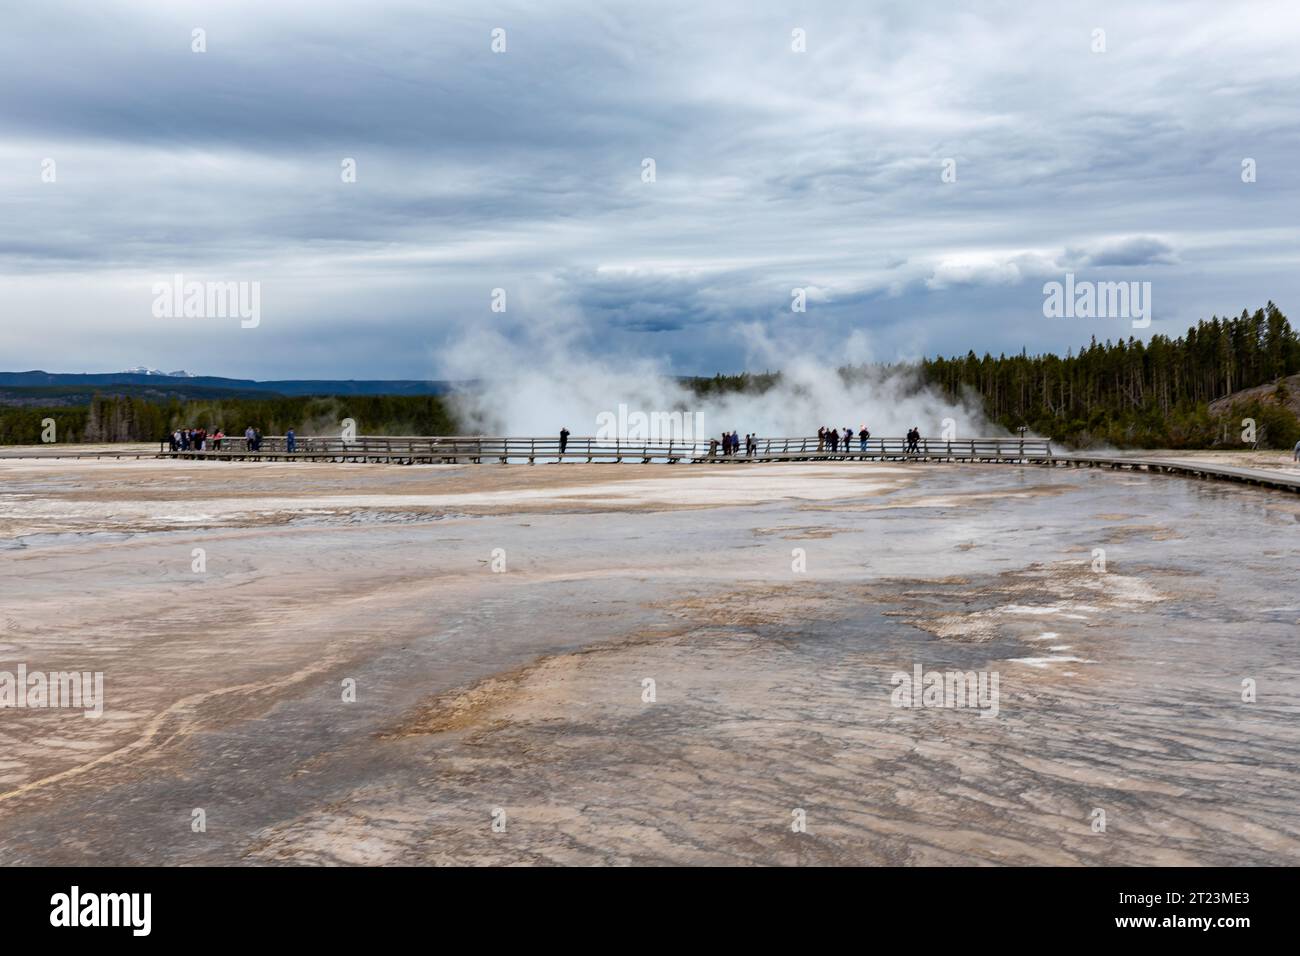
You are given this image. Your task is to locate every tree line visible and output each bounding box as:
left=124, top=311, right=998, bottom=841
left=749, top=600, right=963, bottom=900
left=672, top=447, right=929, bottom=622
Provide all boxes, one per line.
left=920, top=303, right=1300, bottom=448
left=0, top=394, right=458, bottom=445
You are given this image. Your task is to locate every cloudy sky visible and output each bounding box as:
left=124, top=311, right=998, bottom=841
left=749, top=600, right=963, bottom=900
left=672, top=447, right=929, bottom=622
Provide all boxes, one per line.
left=2, top=0, right=1298, bottom=379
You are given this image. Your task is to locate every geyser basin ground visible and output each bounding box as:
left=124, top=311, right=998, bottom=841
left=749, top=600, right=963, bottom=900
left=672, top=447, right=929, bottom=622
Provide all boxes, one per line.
left=1, top=457, right=1298, bottom=865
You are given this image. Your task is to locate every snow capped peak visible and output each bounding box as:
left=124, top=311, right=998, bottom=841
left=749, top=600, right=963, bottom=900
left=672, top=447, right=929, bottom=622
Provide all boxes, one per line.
left=120, top=367, right=195, bottom=378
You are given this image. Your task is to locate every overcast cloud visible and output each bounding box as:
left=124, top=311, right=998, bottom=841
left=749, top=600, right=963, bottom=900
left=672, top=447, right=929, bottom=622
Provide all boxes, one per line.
left=1, top=0, right=1298, bottom=378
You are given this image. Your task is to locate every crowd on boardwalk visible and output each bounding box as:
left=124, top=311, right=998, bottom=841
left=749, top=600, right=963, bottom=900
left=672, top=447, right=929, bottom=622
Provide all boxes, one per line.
left=699, top=425, right=926, bottom=457
left=169, top=427, right=228, bottom=451
left=709, top=431, right=762, bottom=456
left=813, top=425, right=919, bottom=453
left=168, top=426, right=297, bottom=452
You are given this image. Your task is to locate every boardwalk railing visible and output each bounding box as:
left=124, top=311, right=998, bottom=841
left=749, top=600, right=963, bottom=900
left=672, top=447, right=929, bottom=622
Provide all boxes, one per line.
left=158, top=435, right=1053, bottom=464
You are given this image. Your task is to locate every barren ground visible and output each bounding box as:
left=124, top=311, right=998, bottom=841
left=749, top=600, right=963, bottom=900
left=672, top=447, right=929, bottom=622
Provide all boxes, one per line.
left=1, top=455, right=1297, bottom=865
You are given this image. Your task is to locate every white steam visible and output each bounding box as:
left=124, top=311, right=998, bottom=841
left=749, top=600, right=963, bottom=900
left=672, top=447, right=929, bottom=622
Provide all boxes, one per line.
left=440, top=314, right=997, bottom=441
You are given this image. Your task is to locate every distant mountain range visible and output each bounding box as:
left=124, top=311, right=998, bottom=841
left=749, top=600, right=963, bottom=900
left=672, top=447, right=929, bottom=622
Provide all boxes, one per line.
left=121, top=367, right=196, bottom=378
left=0, top=370, right=456, bottom=397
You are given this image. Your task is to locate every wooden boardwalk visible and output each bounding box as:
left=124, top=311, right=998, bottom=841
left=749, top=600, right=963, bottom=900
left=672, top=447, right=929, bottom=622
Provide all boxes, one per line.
left=151, top=434, right=1051, bottom=464
left=4, top=435, right=1297, bottom=494
left=1037, top=454, right=1300, bottom=494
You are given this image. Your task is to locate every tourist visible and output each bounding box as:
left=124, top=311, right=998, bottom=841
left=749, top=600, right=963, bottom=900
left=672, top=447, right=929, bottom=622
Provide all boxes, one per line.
left=817, top=426, right=825, bottom=451
left=709, top=437, right=719, bottom=457
left=859, top=425, right=869, bottom=452
left=245, top=425, right=255, bottom=451
left=828, top=428, right=839, bottom=453
left=843, top=427, right=853, bottom=452
left=1294, top=439, right=1300, bottom=462
left=286, top=428, right=296, bottom=454
left=559, top=427, right=570, bottom=455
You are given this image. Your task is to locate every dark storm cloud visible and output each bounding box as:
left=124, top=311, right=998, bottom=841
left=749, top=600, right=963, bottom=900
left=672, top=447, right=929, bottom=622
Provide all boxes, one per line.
left=1067, top=237, right=1178, bottom=268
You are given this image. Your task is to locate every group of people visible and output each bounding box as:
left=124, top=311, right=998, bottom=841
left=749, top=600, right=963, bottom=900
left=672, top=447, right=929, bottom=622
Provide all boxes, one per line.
left=818, top=426, right=873, bottom=453
left=169, top=427, right=225, bottom=451
left=710, top=431, right=759, bottom=456
left=694, top=425, right=928, bottom=456
left=168, top=426, right=296, bottom=452
left=813, top=425, right=923, bottom=453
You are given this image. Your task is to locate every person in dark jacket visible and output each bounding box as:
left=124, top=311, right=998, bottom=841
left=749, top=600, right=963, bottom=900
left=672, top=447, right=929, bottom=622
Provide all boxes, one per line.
left=559, top=427, right=569, bottom=455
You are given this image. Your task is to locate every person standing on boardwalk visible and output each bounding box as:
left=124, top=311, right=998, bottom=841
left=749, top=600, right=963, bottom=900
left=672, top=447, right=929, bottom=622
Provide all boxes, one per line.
left=859, top=425, right=869, bottom=452
left=817, top=426, right=826, bottom=452
left=286, top=428, right=296, bottom=454
left=1294, top=439, right=1300, bottom=462
left=559, top=427, right=569, bottom=455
